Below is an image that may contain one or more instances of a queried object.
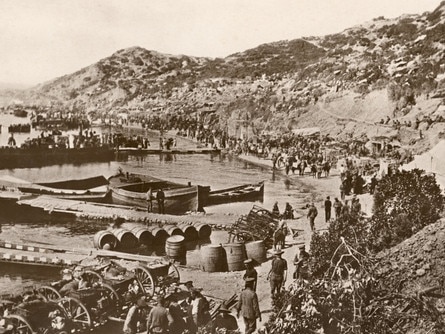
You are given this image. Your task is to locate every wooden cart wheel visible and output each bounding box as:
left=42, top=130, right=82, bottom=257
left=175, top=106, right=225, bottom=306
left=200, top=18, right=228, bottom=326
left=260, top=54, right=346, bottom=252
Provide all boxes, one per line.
left=100, top=283, right=121, bottom=315
left=7, top=314, right=34, bottom=334
left=167, top=263, right=180, bottom=285
left=37, top=285, right=62, bottom=301
left=83, top=270, right=103, bottom=286
left=134, top=266, right=155, bottom=299
left=58, top=297, right=92, bottom=330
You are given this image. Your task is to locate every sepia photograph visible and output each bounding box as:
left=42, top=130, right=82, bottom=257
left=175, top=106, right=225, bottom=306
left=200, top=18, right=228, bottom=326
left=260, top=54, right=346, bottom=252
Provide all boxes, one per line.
left=0, top=0, right=444, bottom=333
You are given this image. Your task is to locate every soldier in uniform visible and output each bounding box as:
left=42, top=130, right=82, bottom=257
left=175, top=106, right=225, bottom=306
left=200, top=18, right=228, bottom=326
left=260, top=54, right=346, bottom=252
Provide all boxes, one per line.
left=293, top=244, right=310, bottom=280
left=267, top=249, right=287, bottom=296
left=243, top=259, right=257, bottom=291
left=237, top=277, right=261, bottom=334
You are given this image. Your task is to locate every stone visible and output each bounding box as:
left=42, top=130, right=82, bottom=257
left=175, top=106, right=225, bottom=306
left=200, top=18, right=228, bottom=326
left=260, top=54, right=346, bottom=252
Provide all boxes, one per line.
left=416, top=269, right=426, bottom=277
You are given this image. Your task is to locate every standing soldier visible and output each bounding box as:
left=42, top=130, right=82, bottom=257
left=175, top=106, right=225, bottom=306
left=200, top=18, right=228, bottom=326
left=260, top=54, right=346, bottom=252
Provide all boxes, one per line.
left=307, top=203, right=318, bottom=231
left=324, top=196, right=332, bottom=222
left=146, top=296, right=172, bottom=334
left=267, top=249, right=287, bottom=297
left=351, top=195, right=362, bottom=215
left=293, top=244, right=310, bottom=281
left=146, top=188, right=154, bottom=213
left=243, top=259, right=258, bottom=291
left=157, top=188, right=165, bottom=214
left=237, top=277, right=261, bottom=334
left=333, top=197, right=342, bottom=219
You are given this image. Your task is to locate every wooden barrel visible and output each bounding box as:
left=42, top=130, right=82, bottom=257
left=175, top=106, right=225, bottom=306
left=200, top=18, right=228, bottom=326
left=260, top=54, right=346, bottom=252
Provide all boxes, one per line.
left=165, top=225, right=184, bottom=237
left=165, top=235, right=186, bottom=258
left=245, top=240, right=267, bottom=264
left=149, top=227, right=169, bottom=244
left=93, top=230, right=118, bottom=250
left=222, top=243, right=246, bottom=272
left=130, top=227, right=153, bottom=246
left=112, top=228, right=139, bottom=249
left=179, top=224, right=198, bottom=241
left=200, top=244, right=225, bottom=272
left=194, top=223, right=212, bottom=239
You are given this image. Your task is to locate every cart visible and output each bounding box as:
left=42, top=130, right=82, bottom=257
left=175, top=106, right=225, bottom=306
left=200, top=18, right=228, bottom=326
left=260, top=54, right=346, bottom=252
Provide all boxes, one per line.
left=4, top=299, right=76, bottom=334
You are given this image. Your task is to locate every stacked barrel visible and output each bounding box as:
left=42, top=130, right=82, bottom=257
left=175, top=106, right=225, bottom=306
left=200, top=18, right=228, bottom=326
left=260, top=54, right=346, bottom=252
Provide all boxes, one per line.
left=200, top=239, right=267, bottom=272
left=93, top=222, right=213, bottom=257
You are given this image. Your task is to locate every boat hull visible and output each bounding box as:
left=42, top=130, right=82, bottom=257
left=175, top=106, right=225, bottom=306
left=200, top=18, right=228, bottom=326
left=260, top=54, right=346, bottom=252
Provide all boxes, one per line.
left=206, top=182, right=264, bottom=206
left=109, top=173, right=210, bottom=214
left=17, top=175, right=110, bottom=202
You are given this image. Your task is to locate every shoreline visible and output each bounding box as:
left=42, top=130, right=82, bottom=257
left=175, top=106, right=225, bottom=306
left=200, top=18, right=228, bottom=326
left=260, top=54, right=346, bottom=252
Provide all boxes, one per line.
left=180, top=152, right=369, bottom=331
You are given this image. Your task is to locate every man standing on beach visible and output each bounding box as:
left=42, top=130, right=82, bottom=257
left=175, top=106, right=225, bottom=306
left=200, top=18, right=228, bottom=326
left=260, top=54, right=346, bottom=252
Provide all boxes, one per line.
left=237, top=277, right=261, bottom=334
left=157, top=188, right=165, bottom=214
left=267, top=249, right=287, bottom=296
left=307, top=203, right=318, bottom=231
left=333, top=198, right=342, bottom=219
left=243, top=259, right=258, bottom=291
left=324, top=196, right=332, bottom=222
left=146, top=188, right=154, bottom=213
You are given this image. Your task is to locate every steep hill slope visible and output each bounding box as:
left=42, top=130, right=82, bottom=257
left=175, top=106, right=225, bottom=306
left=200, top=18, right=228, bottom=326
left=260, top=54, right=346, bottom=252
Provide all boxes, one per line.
left=5, top=2, right=445, bottom=151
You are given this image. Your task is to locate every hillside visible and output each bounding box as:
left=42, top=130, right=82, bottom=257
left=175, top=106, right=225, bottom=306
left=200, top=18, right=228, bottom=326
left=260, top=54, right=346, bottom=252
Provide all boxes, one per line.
left=4, top=2, right=445, bottom=152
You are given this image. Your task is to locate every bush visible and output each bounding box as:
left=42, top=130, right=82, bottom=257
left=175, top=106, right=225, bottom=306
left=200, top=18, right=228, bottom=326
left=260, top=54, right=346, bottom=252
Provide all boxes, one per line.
left=370, top=169, right=444, bottom=251
left=310, top=212, right=370, bottom=278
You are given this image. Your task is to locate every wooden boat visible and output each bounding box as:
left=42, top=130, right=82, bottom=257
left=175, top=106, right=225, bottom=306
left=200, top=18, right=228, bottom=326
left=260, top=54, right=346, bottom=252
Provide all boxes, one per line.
left=1, top=175, right=110, bottom=201
left=108, top=172, right=210, bottom=214
left=206, top=181, right=264, bottom=206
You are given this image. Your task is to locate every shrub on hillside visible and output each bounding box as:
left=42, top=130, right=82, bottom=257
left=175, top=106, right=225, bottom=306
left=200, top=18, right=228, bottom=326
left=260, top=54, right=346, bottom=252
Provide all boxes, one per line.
left=370, top=169, right=444, bottom=251
left=310, top=212, right=370, bottom=278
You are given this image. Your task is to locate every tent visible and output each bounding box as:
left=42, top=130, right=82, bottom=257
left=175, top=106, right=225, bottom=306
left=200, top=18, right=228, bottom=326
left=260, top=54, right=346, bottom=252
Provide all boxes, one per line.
left=401, top=140, right=445, bottom=192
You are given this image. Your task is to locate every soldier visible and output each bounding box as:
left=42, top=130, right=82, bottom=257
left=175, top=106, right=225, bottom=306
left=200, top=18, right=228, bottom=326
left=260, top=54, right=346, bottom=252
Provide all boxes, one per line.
left=237, top=277, right=261, bottom=334
left=243, top=259, right=258, bottom=291
left=307, top=203, right=318, bottom=231
left=293, top=244, right=310, bottom=280
left=267, top=249, right=287, bottom=296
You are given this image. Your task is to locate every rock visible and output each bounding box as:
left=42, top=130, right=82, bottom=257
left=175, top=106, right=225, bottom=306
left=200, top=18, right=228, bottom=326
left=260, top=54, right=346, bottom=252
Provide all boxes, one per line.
left=416, top=268, right=426, bottom=276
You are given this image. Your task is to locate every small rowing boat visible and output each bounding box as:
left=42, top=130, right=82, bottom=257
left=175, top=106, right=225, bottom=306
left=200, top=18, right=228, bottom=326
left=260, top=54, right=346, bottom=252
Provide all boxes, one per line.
left=2, top=175, right=110, bottom=202
left=206, top=181, right=264, bottom=206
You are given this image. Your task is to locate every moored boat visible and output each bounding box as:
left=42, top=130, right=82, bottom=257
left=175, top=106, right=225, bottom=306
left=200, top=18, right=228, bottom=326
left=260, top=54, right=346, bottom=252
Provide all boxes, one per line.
left=2, top=175, right=110, bottom=201
left=206, top=181, right=264, bottom=206
left=108, top=172, right=210, bottom=214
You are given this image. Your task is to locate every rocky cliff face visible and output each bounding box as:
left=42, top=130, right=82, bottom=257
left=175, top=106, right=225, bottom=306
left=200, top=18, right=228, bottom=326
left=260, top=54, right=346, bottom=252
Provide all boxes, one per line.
left=5, top=2, right=445, bottom=149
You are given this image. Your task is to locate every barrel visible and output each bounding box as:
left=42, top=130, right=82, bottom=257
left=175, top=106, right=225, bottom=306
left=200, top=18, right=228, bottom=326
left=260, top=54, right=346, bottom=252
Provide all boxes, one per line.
left=222, top=243, right=247, bottom=272
left=245, top=240, right=267, bottom=264
left=93, top=230, right=118, bottom=250
left=130, top=227, right=153, bottom=246
left=179, top=224, right=198, bottom=241
left=165, top=225, right=184, bottom=237
left=200, top=244, right=225, bottom=272
left=112, top=228, right=139, bottom=249
left=149, top=227, right=169, bottom=244
left=165, top=235, right=186, bottom=258
left=194, top=223, right=212, bottom=239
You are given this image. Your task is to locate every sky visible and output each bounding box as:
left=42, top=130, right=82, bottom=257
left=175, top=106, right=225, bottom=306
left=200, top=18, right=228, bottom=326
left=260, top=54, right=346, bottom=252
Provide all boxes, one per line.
left=0, top=0, right=441, bottom=86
